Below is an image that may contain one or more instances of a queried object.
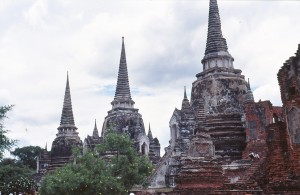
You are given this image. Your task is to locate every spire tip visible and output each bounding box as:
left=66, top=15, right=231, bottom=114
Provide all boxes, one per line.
left=184, top=86, right=188, bottom=100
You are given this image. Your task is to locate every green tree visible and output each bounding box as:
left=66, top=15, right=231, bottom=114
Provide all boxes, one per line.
left=97, top=132, right=153, bottom=190
left=40, top=131, right=153, bottom=195
left=0, top=158, right=36, bottom=194
left=0, top=105, right=15, bottom=159
left=40, top=152, right=125, bottom=195
left=11, top=145, right=43, bottom=169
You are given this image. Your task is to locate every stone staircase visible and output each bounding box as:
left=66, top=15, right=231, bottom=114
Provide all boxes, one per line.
left=205, top=113, right=246, bottom=160
left=235, top=159, right=264, bottom=189
left=219, top=153, right=266, bottom=194
left=47, top=156, right=73, bottom=171
left=196, top=98, right=205, bottom=125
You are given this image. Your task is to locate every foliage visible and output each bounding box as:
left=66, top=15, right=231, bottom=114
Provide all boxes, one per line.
left=96, top=130, right=133, bottom=157
left=97, top=131, right=153, bottom=189
left=0, top=158, right=36, bottom=194
left=0, top=106, right=36, bottom=194
left=40, top=152, right=125, bottom=195
left=11, top=145, right=43, bottom=169
left=40, top=131, right=153, bottom=195
left=0, top=105, right=16, bottom=159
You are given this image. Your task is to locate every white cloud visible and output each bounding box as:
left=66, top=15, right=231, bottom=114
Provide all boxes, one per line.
left=23, top=0, right=48, bottom=27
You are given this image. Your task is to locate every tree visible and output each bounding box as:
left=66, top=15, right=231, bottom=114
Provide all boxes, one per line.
left=40, top=152, right=125, bottom=195
left=0, top=158, right=36, bottom=194
left=11, top=145, right=43, bottom=169
left=97, top=132, right=153, bottom=190
left=0, top=105, right=15, bottom=159
left=40, top=131, right=153, bottom=195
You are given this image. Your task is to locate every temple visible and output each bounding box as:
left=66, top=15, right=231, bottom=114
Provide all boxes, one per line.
left=35, top=0, right=300, bottom=194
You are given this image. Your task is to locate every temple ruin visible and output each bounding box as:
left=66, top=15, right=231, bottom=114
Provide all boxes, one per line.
left=138, top=0, right=300, bottom=194
left=36, top=0, right=300, bottom=194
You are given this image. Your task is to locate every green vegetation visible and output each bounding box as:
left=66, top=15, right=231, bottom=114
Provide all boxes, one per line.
left=0, top=105, right=40, bottom=194
left=40, top=131, right=153, bottom=195
left=11, top=145, right=43, bottom=169
left=0, top=105, right=15, bottom=159
left=0, top=158, right=36, bottom=194
left=0, top=105, right=153, bottom=194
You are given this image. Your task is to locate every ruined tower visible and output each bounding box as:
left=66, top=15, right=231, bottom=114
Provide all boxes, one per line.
left=277, top=44, right=300, bottom=172
left=191, top=0, right=247, bottom=159
left=148, top=0, right=249, bottom=189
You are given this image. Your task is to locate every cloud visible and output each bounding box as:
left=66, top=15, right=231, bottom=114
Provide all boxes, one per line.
left=23, top=0, right=48, bottom=27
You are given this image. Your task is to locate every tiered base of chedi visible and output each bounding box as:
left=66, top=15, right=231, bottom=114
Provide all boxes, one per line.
left=138, top=1, right=300, bottom=195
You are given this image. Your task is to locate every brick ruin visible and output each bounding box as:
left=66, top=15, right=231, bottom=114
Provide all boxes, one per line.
left=138, top=0, right=300, bottom=194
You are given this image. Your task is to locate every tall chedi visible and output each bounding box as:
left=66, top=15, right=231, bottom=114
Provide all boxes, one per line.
left=51, top=73, right=82, bottom=160
left=101, top=37, right=160, bottom=158
left=191, top=0, right=248, bottom=160
left=37, top=74, right=82, bottom=177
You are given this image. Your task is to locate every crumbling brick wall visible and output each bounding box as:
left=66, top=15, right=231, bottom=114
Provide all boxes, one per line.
left=243, top=101, right=283, bottom=159
left=278, top=44, right=300, bottom=181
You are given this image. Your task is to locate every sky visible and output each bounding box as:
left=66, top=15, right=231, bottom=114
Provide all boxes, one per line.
left=1, top=0, right=300, bottom=155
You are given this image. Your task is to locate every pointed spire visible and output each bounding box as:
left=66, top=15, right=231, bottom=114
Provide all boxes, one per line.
left=58, top=72, right=77, bottom=131
left=111, top=37, right=135, bottom=108
left=148, top=123, right=153, bottom=141
left=182, top=86, right=190, bottom=110
left=247, top=78, right=251, bottom=90
left=200, top=0, right=234, bottom=73
left=45, top=142, right=47, bottom=151
left=244, top=78, right=254, bottom=103
left=114, top=37, right=131, bottom=100
left=183, top=86, right=188, bottom=100
left=93, top=119, right=99, bottom=138
left=205, top=0, right=228, bottom=55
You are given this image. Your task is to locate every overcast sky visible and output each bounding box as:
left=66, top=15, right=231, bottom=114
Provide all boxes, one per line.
left=1, top=0, right=300, bottom=154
